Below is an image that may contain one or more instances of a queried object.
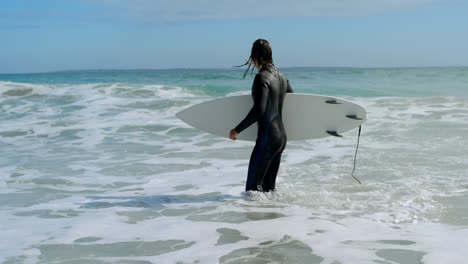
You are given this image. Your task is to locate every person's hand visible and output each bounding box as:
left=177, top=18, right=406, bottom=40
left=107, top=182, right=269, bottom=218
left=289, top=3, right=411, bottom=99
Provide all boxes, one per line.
left=229, top=128, right=238, bottom=140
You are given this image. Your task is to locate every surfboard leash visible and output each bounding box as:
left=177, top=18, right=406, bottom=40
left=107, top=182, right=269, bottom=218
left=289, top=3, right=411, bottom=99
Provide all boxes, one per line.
left=351, top=125, right=362, bottom=184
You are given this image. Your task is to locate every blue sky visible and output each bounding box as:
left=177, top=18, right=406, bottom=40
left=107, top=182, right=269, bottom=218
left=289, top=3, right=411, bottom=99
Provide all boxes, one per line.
left=1, top=0, right=468, bottom=73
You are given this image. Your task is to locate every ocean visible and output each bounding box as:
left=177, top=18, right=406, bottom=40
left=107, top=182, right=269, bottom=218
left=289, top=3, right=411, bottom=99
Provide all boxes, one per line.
left=1, top=67, right=467, bottom=264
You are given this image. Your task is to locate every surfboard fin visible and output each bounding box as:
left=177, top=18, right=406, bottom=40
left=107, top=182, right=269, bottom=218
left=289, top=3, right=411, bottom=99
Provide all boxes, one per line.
left=326, top=130, right=343, bottom=137
left=346, top=115, right=363, bottom=120
left=325, top=99, right=341, bottom=104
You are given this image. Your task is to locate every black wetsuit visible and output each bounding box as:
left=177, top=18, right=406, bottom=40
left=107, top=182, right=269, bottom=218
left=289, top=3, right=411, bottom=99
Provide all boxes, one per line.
left=235, top=65, right=293, bottom=192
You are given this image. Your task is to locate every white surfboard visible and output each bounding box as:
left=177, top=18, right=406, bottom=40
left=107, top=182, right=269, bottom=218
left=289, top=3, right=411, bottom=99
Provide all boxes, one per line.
left=176, top=93, right=366, bottom=141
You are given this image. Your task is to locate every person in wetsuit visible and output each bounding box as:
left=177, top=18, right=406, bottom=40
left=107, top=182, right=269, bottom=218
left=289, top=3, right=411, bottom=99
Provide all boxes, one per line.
left=229, top=39, right=293, bottom=192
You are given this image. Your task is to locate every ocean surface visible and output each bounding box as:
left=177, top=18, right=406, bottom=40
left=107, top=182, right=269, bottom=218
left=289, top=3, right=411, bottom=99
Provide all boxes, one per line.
left=1, top=67, right=468, bottom=264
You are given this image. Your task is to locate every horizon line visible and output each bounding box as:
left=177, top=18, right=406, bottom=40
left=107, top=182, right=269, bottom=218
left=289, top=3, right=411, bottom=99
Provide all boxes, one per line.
left=1, top=65, right=467, bottom=75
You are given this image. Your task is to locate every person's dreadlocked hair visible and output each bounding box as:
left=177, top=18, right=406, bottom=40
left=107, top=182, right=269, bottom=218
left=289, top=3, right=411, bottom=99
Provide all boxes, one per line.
left=235, top=39, right=274, bottom=79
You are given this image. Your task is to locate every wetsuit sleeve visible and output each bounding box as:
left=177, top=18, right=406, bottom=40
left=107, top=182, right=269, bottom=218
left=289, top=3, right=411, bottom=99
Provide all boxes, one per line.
left=287, top=80, right=293, bottom=93
left=234, top=75, right=269, bottom=133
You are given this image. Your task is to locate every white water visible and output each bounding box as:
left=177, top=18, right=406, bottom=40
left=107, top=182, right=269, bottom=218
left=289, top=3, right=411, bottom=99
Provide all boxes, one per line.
left=1, top=80, right=468, bottom=263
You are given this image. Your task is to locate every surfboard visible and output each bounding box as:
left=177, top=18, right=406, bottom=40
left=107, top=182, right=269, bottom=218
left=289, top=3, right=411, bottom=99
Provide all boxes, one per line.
left=176, top=93, right=366, bottom=141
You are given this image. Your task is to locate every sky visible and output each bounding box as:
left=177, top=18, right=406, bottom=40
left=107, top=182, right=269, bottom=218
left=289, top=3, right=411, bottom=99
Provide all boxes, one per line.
left=1, top=0, right=468, bottom=73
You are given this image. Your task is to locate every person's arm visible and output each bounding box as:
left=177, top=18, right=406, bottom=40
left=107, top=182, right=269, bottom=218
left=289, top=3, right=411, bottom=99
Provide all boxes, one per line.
left=286, top=80, right=293, bottom=93
left=234, top=75, right=269, bottom=134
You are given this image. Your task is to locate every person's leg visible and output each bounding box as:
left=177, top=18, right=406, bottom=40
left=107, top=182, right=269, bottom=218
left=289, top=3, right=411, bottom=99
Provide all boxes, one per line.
left=245, top=143, right=273, bottom=191
left=245, top=145, right=269, bottom=191
left=261, top=152, right=282, bottom=192
left=245, top=124, right=285, bottom=192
